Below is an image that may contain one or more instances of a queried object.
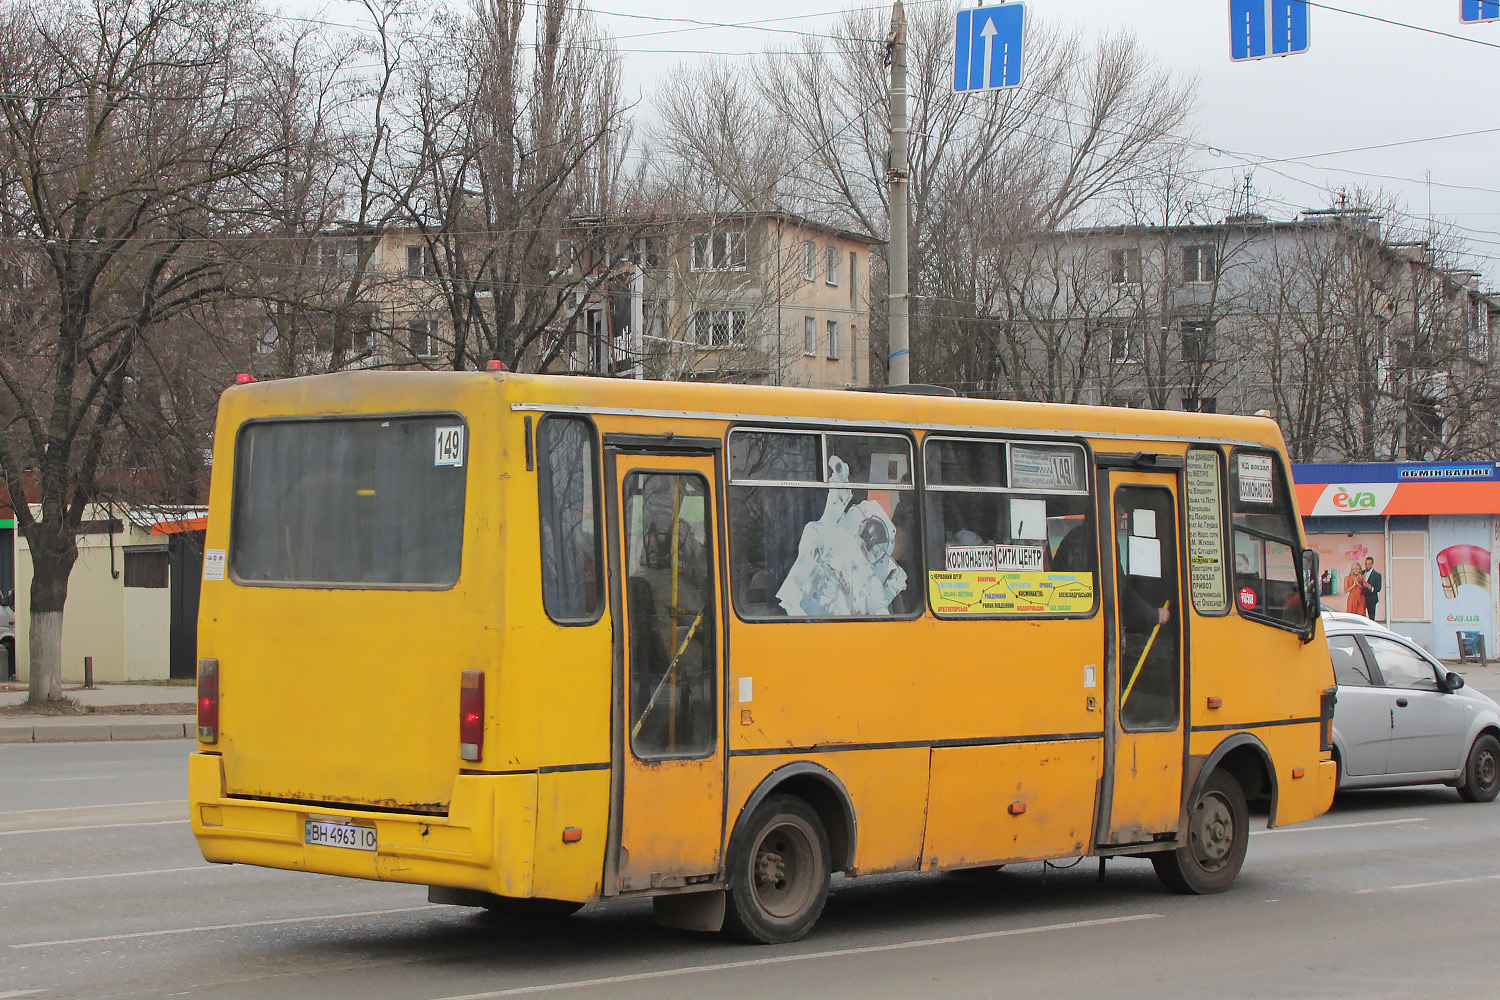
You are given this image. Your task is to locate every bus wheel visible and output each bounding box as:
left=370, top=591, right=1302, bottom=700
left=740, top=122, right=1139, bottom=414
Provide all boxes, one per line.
left=1151, top=769, right=1248, bottom=895
left=1457, top=734, right=1500, bottom=803
left=723, top=794, right=831, bottom=944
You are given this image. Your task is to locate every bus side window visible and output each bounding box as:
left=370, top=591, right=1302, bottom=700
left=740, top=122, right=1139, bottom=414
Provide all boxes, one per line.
left=1228, top=449, right=1307, bottom=629
left=923, top=438, right=1095, bottom=618
left=537, top=416, right=603, bottom=622
left=727, top=428, right=919, bottom=619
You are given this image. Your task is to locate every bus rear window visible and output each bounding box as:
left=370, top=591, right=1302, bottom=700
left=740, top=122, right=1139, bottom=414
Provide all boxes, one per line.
left=231, top=416, right=466, bottom=587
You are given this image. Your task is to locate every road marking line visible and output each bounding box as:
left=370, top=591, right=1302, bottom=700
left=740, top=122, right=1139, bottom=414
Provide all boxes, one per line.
left=3, top=800, right=184, bottom=815
left=429, top=913, right=1164, bottom=999
left=21, top=776, right=115, bottom=782
left=0, top=820, right=187, bottom=837
left=9, top=905, right=439, bottom=949
left=0, top=865, right=214, bottom=887
left=1356, top=873, right=1500, bottom=894
left=1252, top=817, right=1426, bottom=835
left=0, top=990, right=45, bottom=998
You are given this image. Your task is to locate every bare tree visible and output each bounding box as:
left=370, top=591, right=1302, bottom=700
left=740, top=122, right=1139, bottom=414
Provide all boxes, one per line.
left=393, top=0, right=639, bottom=372
left=0, top=0, right=278, bottom=703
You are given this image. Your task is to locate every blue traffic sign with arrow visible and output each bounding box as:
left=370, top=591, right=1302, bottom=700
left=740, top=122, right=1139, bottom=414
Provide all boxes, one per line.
left=954, top=4, right=1024, bottom=92
left=1229, top=0, right=1309, bottom=61
left=1462, top=0, right=1500, bottom=23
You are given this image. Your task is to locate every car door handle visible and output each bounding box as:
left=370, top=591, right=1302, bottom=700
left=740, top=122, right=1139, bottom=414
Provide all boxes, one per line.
left=1396, top=697, right=1409, bottom=707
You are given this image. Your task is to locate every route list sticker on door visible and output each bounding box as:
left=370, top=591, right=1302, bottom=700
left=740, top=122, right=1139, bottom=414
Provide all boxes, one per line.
left=203, top=549, right=226, bottom=581
left=1237, top=453, right=1274, bottom=504
left=1185, top=450, right=1228, bottom=613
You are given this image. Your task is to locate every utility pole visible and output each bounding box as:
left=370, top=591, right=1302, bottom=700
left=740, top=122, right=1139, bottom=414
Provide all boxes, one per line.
left=886, top=0, right=911, bottom=386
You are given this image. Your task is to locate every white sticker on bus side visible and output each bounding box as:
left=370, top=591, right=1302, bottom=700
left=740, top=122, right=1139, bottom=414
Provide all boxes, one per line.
left=203, top=549, right=226, bottom=581
left=434, top=426, right=464, bottom=467
left=738, top=677, right=753, bottom=704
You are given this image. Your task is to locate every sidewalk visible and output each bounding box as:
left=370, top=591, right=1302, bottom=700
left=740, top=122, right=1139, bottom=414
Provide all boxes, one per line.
left=0, top=683, right=195, bottom=744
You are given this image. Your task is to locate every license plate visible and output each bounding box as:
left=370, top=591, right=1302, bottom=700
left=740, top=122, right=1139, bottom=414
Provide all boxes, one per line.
left=305, top=820, right=377, bottom=851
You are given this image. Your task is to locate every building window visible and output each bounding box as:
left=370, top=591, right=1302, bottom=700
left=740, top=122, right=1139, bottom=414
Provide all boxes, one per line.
left=319, top=240, right=359, bottom=273
left=803, top=315, right=816, bottom=355
left=1183, top=244, right=1216, bottom=283
left=826, top=319, right=839, bottom=359
left=1181, top=321, right=1213, bottom=364
left=1109, top=326, right=1142, bottom=363
left=849, top=251, right=858, bottom=305
left=1110, top=247, right=1141, bottom=284
left=1471, top=301, right=1490, bottom=361
left=406, top=244, right=433, bottom=277
left=803, top=241, right=815, bottom=281
left=693, top=309, right=746, bottom=347
left=407, top=318, right=439, bottom=358
left=554, top=240, right=576, bottom=275
left=691, top=231, right=747, bottom=272
left=1407, top=397, right=1442, bottom=456
left=123, top=548, right=169, bottom=588
left=825, top=245, right=839, bottom=286
left=1182, top=396, right=1217, bottom=413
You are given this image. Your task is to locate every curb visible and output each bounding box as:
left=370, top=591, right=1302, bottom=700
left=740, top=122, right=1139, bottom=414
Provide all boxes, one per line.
left=0, top=719, right=194, bottom=744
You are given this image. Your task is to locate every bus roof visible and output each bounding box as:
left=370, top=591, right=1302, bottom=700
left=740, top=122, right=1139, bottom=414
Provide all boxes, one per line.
left=222, top=370, right=1289, bottom=453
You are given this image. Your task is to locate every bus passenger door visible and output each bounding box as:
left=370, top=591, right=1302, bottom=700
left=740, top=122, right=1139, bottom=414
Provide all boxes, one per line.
left=1101, top=473, right=1186, bottom=846
left=606, top=451, right=725, bottom=894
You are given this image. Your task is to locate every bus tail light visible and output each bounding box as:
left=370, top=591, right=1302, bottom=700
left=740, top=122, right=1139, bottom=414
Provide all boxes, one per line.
left=1320, top=686, right=1337, bottom=753
left=197, top=658, right=219, bottom=744
left=460, top=670, right=484, bottom=762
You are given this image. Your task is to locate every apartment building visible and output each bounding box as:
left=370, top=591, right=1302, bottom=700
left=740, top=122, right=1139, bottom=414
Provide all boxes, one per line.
left=278, top=212, right=878, bottom=390
left=982, top=212, right=1500, bottom=461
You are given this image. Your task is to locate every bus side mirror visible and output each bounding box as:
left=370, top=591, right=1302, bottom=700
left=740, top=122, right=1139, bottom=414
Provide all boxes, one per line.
left=1299, top=548, right=1320, bottom=642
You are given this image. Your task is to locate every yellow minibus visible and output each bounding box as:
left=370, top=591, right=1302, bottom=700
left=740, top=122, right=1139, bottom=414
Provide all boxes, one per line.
left=190, top=371, right=1336, bottom=943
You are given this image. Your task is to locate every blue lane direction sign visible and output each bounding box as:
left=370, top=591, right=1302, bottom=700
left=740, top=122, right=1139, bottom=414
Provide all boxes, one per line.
left=954, top=4, right=1024, bottom=93
left=1462, top=0, right=1500, bottom=23
left=1229, top=0, right=1309, bottom=61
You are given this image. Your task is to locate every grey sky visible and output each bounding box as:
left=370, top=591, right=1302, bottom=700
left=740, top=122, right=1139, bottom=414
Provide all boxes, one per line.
left=294, top=0, right=1500, bottom=280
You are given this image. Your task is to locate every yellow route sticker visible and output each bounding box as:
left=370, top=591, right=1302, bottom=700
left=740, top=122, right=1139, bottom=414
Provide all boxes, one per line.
left=927, top=570, right=1095, bottom=615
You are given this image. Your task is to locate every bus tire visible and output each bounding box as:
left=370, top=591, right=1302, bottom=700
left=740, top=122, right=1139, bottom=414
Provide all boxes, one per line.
left=1457, top=734, right=1500, bottom=803
left=723, top=794, right=831, bottom=944
left=1151, top=769, right=1248, bottom=895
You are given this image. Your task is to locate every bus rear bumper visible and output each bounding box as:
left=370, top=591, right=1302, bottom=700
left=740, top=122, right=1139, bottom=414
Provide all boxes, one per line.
left=188, top=751, right=536, bottom=898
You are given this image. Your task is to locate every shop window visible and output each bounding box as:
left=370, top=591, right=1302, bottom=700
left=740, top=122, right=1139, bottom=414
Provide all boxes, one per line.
left=1390, top=530, right=1431, bottom=621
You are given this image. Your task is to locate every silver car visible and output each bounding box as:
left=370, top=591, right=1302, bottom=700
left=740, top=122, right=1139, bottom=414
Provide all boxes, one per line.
left=1324, top=610, right=1500, bottom=801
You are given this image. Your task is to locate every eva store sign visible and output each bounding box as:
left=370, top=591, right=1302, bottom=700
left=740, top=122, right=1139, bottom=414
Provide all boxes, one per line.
left=1310, top=483, right=1400, bottom=516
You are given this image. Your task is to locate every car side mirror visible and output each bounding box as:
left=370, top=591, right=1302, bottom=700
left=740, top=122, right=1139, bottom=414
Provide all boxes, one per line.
left=1445, top=671, right=1466, bottom=692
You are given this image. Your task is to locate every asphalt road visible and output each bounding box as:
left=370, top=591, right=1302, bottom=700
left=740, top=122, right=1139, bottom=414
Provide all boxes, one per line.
left=3, top=741, right=1500, bottom=1000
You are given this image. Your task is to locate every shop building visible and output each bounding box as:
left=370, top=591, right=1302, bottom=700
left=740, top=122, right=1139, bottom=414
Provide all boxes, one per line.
left=1294, top=461, right=1500, bottom=658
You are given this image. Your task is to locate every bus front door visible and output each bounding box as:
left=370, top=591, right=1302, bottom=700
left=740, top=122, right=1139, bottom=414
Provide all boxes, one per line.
left=1101, top=473, right=1186, bottom=846
left=608, top=453, right=726, bottom=894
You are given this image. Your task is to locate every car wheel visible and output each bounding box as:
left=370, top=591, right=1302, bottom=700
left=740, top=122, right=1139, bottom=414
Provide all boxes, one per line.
left=1151, top=769, right=1249, bottom=895
left=723, top=794, right=831, bottom=944
left=1457, top=734, right=1500, bottom=803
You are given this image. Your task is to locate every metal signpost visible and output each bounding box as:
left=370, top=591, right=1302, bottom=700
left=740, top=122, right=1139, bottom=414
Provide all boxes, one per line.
left=1228, top=0, right=1310, bottom=61
left=953, top=4, right=1025, bottom=93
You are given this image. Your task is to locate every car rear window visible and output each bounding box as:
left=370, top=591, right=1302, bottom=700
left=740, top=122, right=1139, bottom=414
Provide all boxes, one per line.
left=231, top=416, right=466, bottom=587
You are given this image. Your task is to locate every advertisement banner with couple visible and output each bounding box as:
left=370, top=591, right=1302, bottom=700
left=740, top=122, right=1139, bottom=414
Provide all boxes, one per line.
left=1307, top=534, right=1384, bottom=622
